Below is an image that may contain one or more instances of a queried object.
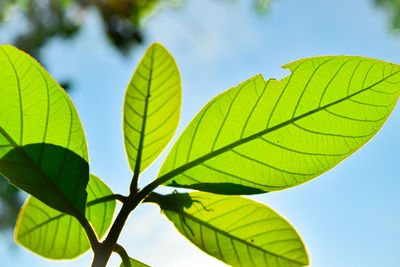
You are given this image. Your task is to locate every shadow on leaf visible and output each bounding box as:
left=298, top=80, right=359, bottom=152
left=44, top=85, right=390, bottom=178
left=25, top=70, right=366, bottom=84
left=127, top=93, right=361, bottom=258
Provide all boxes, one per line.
left=0, top=143, right=89, bottom=215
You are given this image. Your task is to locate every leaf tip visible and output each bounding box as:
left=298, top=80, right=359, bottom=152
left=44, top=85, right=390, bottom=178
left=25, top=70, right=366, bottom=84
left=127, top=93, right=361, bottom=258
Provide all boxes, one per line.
left=149, top=42, right=167, bottom=53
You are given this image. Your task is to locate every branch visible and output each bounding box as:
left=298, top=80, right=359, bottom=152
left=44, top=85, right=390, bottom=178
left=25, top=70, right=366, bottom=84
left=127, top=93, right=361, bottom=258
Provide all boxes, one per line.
left=77, top=194, right=127, bottom=252
left=76, top=214, right=100, bottom=250
left=88, top=194, right=128, bottom=206
left=114, top=244, right=131, bottom=267
left=96, top=159, right=173, bottom=265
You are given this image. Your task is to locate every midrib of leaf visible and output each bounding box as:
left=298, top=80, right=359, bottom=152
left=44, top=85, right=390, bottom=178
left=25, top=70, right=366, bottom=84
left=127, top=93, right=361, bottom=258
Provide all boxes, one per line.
left=19, top=213, right=64, bottom=237
left=55, top=103, right=74, bottom=186
left=157, top=70, right=400, bottom=186
left=37, top=68, right=51, bottom=165
left=18, top=194, right=115, bottom=238
left=0, top=126, right=83, bottom=218
left=131, top=46, right=155, bottom=189
left=170, top=209, right=305, bottom=265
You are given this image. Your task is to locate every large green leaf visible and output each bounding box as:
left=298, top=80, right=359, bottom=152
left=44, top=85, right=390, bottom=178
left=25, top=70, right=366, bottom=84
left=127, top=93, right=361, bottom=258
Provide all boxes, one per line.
left=152, top=192, right=308, bottom=266
left=124, top=43, right=181, bottom=176
left=120, top=257, right=150, bottom=267
left=158, top=56, right=400, bottom=194
left=0, top=45, right=89, bottom=215
left=15, top=174, right=116, bottom=259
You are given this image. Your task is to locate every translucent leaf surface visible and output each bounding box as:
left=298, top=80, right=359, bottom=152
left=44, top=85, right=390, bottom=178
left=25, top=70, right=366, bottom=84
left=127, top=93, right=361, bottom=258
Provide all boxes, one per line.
left=159, top=56, right=400, bottom=194
left=15, top=174, right=116, bottom=259
left=124, top=43, right=181, bottom=177
left=155, top=192, right=308, bottom=267
left=0, top=45, right=89, bottom=214
left=120, top=257, right=150, bottom=267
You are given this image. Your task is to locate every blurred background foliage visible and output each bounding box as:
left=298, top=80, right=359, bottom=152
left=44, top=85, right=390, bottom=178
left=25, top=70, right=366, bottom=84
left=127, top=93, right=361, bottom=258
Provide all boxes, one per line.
left=0, top=0, right=171, bottom=58
left=0, top=0, right=272, bottom=59
left=0, top=175, right=21, bottom=237
left=0, top=0, right=273, bottom=238
left=0, top=0, right=398, bottom=240
left=375, top=0, right=400, bottom=29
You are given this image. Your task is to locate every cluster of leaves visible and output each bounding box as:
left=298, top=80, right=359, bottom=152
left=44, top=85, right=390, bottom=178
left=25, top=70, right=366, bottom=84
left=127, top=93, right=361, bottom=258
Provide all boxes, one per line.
left=0, top=0, right=167, bottom=233
left=0, top=0, right=273, bottom=238
left=0, top=43, right=400, bottom=267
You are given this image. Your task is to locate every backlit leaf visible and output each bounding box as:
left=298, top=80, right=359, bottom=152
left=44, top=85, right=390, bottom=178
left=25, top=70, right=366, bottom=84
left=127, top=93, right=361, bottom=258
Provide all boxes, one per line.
left=120, top=257, right=150, bottom=267
left=154, top=192, right=308, bottom=266
left=159, top=56, right=400, bottom=194
left=124, top=43, right=181, bottom=178
left=15, top=174, right=116, bottom=259
left=0, top=45, right=89, bottom=215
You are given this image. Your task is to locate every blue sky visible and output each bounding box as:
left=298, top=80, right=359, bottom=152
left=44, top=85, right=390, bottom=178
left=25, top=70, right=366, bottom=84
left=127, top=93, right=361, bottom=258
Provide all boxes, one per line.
left=1, top=0, right=400, bottom=266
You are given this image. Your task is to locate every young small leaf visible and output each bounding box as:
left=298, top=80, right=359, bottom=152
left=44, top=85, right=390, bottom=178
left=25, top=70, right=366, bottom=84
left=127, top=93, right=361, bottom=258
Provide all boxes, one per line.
left=123, top=43, right=181, bottom=177
left=120, top=257, right=150, bottom=267
left=15, top=174, right=116, bottom=259
left=0, top=45, right=89, bottom=215
left=158, top=56, right=400, bottom=194
left=152, top=192, right=308, bottom=266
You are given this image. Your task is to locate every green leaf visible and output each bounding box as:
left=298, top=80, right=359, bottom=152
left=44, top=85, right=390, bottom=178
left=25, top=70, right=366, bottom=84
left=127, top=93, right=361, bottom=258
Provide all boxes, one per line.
left=120, top=257, right=150, bottom=267
left=158, top=56, right=400, bottom=194
left=154, top=192, right=308, bottom=266
left=124, top=43, right=181, bottom=176
left=15, top=174, right=116, bottom=259
left=0, top=45, right=89, bottom=215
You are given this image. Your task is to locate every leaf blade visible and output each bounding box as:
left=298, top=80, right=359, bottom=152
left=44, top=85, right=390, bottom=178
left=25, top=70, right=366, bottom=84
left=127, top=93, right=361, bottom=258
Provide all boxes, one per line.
left=123, top=43, right=181, bottom=177
left=120, top=257, right=150, bottom=267
left=15, top=174, right=116, bottom=259
left=154, top=192, right=308, bottom=266
left=0, top=45, right=89, bottom=214
left=159, top=56, right=400, bottom=193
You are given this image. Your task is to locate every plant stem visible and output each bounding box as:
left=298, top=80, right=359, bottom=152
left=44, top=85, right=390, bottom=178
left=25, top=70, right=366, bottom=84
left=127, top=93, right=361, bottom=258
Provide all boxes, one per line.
left=90, top=183, right=161, bottom=266
left=91, top=245, right=110, bottom=267
left=76, top=214, right=100, bottom=251
left=89, top=194, right=128, bottom=205
left=95, top=175, right=179, bottom=263
left=92, top=194, right=141, bottom=266
left=90, top=166, right=188, bottom=266
left=114, top=244, right=131, bottom=267
left=79, top=193, right=130, bottom=254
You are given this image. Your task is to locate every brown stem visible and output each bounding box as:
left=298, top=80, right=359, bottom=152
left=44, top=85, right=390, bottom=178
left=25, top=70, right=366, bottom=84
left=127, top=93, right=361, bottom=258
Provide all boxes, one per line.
left=114, top=244, right=131, bottom=267
left=89, top=184, right=158, bottom=266
left=89, top=161, right=179, bottom=266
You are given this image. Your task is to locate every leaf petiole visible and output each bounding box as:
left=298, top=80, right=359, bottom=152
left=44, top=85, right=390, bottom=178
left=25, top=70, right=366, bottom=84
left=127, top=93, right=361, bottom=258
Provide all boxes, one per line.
left=113, top=244, right=131, bottom=267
